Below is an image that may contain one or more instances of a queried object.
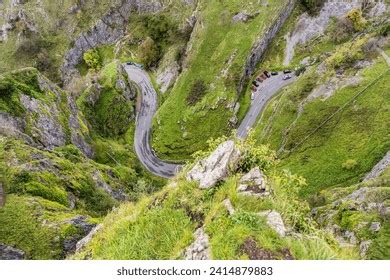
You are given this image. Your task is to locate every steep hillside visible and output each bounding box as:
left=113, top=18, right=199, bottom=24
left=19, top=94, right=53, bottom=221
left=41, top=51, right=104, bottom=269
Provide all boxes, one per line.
left=152, top=0, right=295, bottom=160
left=0, top=68, right=163, bottom=259
left=73, top=139, right=367, bottom=260
left=251, top=1, right=390, bottom=201
left=1, top=0, right=390, bottom=261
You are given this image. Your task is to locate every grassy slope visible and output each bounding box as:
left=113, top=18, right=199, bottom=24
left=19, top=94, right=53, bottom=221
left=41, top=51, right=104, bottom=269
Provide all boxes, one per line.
left=254, top=50, right=390, bottom=199
left=0, top=0, right=117, bottom=80
left=74, top=140, right=357, bottom=260
left=246, top=7, right=390, bottom=199
left=152, top=0, right=287, bottom=161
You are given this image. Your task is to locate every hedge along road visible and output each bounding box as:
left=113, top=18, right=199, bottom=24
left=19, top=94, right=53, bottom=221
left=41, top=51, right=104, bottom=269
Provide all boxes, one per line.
left=125, top=64, right=295, bottom=178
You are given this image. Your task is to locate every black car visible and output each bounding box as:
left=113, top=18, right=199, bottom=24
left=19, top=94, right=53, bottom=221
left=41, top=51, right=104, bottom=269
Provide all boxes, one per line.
left=264, top=71, right=271, bottom=78
left=271, top=71, right=278, bottom=76
left=126, top=62, right=135, bottom=66
left=283, top=70, right=292, bottom=74
left=252, top=81, right=259, bottom=87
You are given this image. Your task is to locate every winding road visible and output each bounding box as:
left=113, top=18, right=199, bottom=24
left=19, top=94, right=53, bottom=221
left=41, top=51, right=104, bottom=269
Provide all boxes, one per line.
left=237, top=74, right=296, bottom=139
left=125, top=65, right=182, bottom=178
left=125, top=64, right=295, bottom=178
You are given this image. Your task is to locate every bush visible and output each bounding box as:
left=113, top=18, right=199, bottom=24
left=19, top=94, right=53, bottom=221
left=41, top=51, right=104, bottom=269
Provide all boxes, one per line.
left=300, top=0, right=324, bottom=15
left=143, top=15, right=177, bottom=43
left=83, top=49, right=102, bottom=70
left=328, top=17, right=354, bottom=44
left=347, top=9, right=367, bottom=32
left=186, top=80, right=208, bottom=105
left=138, top=37, right=160, bottom=69
left=342, top=159, right=358, bottom=170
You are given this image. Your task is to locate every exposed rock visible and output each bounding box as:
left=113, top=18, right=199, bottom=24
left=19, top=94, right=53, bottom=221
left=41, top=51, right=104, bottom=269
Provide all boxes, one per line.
left=0, top=244, right=25, bottom=260
left=0, top=112, right=34, bottom=145
left=305, top=75, right=361, bottom=102
left=156, top=62, right=180, bottom=93
left=370, top=222, right=381, bottom=233
left=92, top=171, right=128, bottom=201
left=283, top=1, right=361, bottom=66
left=258, top=210, right=286, bottom=237
left=187, top=141, right=241, bottom=189
left=364, top=151, right=390, bottom=181
left=360, top=240, right=372, bottom=258
left=184, top=227, right=211, bottom=260
left=63, top=216, right=96, bottom=255
left=238, top=167, right=270, bottom=197
left=61, top=0, right=164, bottom=86
left=223, top=198, right=235, bottom=215
left=75, top=224, right=103, bottom=253
left=232, top=12, right=251, bottom=23
left=20, top=94, right=67, bottom=150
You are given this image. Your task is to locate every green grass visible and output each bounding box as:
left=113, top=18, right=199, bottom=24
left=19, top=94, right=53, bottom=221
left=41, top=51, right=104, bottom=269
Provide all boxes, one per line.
left=75, top=140, right=358, bottom=260
left=152, top=0, right=288, bottom=161
left=254, top=52, right=390, bottom=199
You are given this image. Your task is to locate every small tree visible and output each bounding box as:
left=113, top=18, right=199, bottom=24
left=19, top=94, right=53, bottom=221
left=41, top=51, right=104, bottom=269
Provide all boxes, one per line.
left=83, top=49, right=101, bottom=70
left=138, top=37, right=160, bottom=69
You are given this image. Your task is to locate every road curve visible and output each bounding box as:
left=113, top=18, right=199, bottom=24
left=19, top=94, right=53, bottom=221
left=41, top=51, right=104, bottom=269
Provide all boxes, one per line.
left=124, top=65, right=182, bottom=178
left=237, top=74, right=296, bottom=139
left=125, top=65, right=295, bottom=178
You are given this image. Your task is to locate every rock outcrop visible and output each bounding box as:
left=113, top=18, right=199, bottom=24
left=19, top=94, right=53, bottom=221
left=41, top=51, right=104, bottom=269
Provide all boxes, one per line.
left=238, top=167, right=270, bottom=197
left=184, top=227, right=211, bottom=260
left=364, top=151, right=390, bottom=181
left=75, top=224, right=103, bottom=254
left=258, top=210, right=287, bottom=237
left=61, top=0, right=164, bottom=86
left=156, top=62, right=180, bottom=93
left=0, top=244, right=25, bottom=260
left=0, top=69, right=94, bottom=157
left=187, top=141, right=241, bottom=189
left=63, top=216, right=97, bottom=255
left=283, top=0, right=389, bottom=66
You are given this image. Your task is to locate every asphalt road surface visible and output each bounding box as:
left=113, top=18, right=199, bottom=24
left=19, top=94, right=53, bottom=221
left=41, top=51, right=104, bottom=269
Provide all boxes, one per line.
left=125, top=65, right=295, bottom=178
left=124, top=65, right=182, bottom=178
left=237, top=74, right=296, bottom=139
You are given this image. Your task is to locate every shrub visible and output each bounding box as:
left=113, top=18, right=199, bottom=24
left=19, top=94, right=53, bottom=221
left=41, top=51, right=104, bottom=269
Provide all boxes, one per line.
left=138, top=37, right=160, bottom=69
left=328, top=17, right=354, bottom=43
left=231, top=211, right=262, bottom=230
left=143, top=15, right=177, bottom=43
left=186, top=80, right=208, bottom=105
left=300, top=0, right=324, bottom=15
left=347, top=9, right=367, bottom=32
left=83, top=49, right=102, bottom=70
left=342, top=159, right=358, bottom=170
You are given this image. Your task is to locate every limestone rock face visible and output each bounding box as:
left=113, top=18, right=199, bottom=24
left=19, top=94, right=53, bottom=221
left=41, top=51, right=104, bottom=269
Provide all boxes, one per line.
left=20, top=93, right=67, bottom=150
left=187, top=141, right=241, bottom=189
left=184, top=228, right=211, bottom=260
left=1, top=70, right=94, bottom=157
left=238, top=167, right=270, bottom=197
left=156, top=62, right=180, bottom=93
left=258, top=210, right=287, bottom=237
left=0, top=244, right=25, bottom=260
left=61, top=0, right=164, bottom=86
